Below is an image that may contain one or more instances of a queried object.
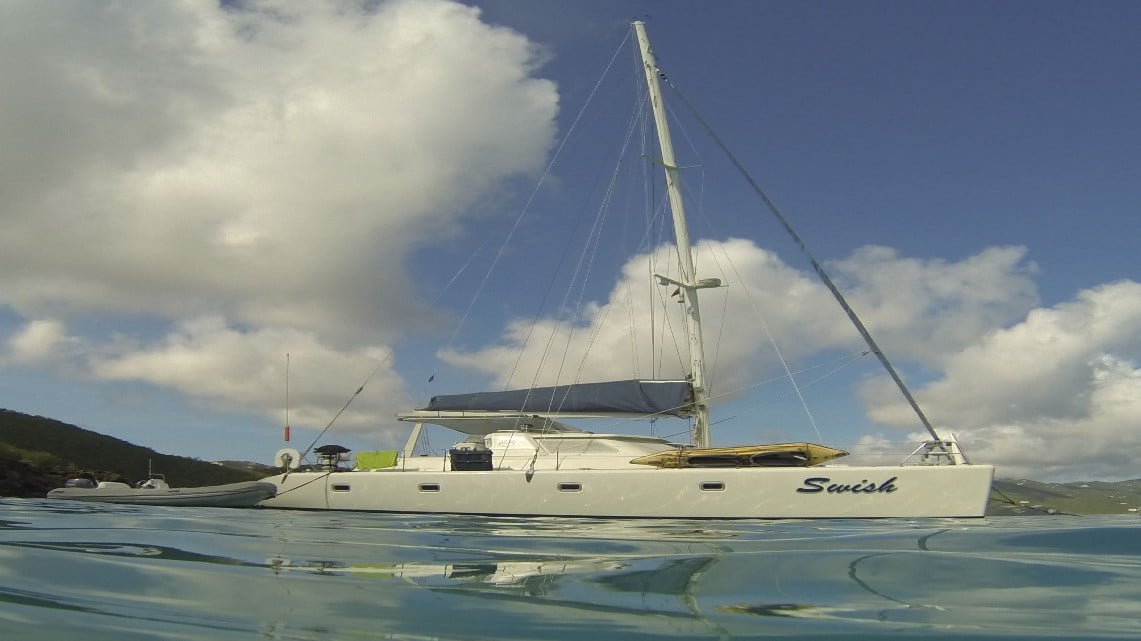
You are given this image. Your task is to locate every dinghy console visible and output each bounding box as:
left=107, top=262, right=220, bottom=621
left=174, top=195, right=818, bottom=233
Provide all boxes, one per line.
left=314, top=444, right=352, bottom=471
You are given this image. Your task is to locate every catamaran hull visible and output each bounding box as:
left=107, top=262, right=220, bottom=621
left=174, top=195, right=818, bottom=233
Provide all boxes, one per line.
left=259, top=464, right=994, bottom=518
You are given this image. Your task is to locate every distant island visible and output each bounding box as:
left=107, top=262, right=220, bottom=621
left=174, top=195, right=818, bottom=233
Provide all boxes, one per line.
left=0, top=408, right=269, bottom=497
left=989, top=478, right=1141, bottom=516
left=1, top=407, right=1138, bottom=515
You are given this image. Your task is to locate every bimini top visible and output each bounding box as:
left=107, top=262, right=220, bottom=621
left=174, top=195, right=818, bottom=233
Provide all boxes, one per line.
left=420, top=379, right=694, bottom=418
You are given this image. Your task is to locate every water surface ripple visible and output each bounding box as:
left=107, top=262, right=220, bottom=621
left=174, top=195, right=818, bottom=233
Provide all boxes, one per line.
left=1, top=499, right=1138, bottom=640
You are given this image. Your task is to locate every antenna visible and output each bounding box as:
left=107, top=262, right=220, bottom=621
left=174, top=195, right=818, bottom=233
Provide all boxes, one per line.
left=284, top=353, right=291, bottom=442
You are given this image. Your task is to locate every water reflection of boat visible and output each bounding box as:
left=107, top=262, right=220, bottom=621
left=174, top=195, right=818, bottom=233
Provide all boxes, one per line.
left=268, top=556, right=622, bottom=594
left=265, top=546, right=929, bottom=627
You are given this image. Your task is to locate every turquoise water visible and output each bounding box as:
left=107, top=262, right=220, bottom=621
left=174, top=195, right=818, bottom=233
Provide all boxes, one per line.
left=1, top=499, right=1138, bottom=640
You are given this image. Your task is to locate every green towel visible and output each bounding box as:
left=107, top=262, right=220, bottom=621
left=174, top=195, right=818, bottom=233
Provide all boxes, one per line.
left=355, top=450, right=398, bottom=469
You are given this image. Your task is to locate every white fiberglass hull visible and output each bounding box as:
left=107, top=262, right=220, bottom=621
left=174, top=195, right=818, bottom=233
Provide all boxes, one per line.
left=259, top=464, right=994, bottom=518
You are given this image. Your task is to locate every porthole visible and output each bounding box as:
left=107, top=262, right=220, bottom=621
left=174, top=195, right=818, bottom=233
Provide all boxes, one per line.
left=331, top=484, right=351, bottom=492
left=419, top=483, right=441, bottom=492
left=557, top=482, right=582, bottom=492
left=699, top=481, right=725, bottom=492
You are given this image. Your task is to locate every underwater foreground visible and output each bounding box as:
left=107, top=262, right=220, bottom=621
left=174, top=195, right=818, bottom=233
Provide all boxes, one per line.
left=1, top=499, right=1138, bottom=640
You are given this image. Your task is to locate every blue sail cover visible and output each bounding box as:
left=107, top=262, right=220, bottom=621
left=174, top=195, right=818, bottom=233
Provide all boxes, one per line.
left=422, top=379, right=694, bottom=417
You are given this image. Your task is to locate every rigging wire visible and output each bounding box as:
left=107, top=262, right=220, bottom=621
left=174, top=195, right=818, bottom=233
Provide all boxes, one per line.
left=659, top=75, right=947, bottom=448
left=468, top=29, right=634, bottom=392
left=709, top=274, right=728, bottom=414
left=798, top=350, right=873, bottom=389
left=294, top=225, right=498, bottom=459
left=504, top=34, right=643, bottom=410
left=291, top=29, right=640, bottom=452
left=547, top=31, right=714, bottom=413
left=635, top=54, right=834, bottom=443
left=708, top=239, right=827, bottom=443
left=703, top=350, right=871, bottom=432
left=497, top=31, right=634, bottom=389
left=541, top=105, right=639, bottom=403
left=635, top=84, right=697, bottom=382
left=296, top=350, right=395, bottom=462
left=426, top=232, right=496, bottom=376
left=634, top=64, right=690, bottom=386
left=567, top=96, right=688, bottom=392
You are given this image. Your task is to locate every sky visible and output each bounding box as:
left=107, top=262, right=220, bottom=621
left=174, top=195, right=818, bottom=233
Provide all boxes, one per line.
left=1, top=0, right=1138, bottom=482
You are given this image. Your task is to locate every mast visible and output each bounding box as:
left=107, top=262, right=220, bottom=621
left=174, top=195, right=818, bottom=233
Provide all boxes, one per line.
left=634, top=21, right=717, bottom=447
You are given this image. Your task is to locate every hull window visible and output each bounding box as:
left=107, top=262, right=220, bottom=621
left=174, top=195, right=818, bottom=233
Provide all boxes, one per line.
left=699, top=482, right=725, bottom=491
left=557, top=482, right=582, bottom=492
left=331, top=484, right=351, bottom=492
left=419, top=483, right=441, bottom=492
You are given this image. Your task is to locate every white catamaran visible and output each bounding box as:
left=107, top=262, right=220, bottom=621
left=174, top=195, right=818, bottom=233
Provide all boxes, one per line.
left=260, top=22, right=994, bottom=518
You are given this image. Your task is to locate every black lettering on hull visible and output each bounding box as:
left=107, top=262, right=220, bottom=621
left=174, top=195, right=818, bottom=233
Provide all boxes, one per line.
left=796, top=476, right=899, bottom=495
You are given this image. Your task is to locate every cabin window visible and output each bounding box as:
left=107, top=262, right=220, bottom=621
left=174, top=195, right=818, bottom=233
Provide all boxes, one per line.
left=331, top=484, right=351, bottom=492
left=557, top=482, right=582, bottom=492
left=699, top=482, right=725, bottom=492
left=419, top=483, right=441, bottom=492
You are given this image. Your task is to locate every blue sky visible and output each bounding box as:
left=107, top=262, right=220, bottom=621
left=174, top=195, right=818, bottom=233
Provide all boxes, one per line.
left=1, top=0, right=1138, bottom=481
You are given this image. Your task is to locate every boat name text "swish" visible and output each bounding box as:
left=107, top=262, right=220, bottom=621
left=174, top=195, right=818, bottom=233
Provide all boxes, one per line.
left=796, top=476, right=899, bottom=494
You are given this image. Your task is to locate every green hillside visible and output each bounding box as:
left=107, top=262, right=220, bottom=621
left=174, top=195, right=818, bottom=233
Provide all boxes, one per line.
left=989, top=478, right=1141, bottom=516
left=0, top=408, right=263, bottom=497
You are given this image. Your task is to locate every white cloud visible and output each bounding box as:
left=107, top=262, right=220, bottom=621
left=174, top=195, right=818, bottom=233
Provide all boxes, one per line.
left=832, top=245, right=1040, bottom=362
left=439, top=238, right=832, bottom=391
left=0, top=0, right=556, bottom=340
left=441, top=238, right=1041, bottom=397
left=5, top=319, right=74, bottom=364
left=0, top=0, right=557, bottom=435
left=89, top=316, right=411, bottom=435
left=864, top=280, right=1141, bottom=480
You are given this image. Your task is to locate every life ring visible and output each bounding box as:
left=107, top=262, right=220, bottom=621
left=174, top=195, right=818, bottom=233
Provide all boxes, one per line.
left=274, top=447, right=302, bottom=470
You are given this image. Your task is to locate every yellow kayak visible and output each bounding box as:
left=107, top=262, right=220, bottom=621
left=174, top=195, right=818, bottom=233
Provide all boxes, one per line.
left=630, top=442, right=848, bottom=468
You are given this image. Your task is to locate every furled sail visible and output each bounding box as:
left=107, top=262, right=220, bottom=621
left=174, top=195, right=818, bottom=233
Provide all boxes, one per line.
left=422, top=379, right=694, bottom=417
